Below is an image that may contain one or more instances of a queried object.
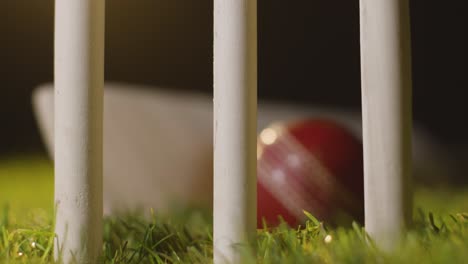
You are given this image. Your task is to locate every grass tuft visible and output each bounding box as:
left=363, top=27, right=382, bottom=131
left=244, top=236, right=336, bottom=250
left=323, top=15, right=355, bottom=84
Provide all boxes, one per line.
left=0, top=207, right=467, bottom=263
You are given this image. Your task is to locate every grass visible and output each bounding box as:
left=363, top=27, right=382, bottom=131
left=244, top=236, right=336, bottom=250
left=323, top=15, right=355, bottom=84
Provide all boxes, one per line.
left=0, top=156, right=467, bottom=263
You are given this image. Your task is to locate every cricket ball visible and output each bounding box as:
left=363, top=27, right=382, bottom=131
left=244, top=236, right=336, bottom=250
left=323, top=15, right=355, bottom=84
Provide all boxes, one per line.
left=257, top=119, right=364, bottom=228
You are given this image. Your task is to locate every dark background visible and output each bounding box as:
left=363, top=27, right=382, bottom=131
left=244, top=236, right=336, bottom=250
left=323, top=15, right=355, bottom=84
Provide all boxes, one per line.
left=0, top=0, right=466, bottom=156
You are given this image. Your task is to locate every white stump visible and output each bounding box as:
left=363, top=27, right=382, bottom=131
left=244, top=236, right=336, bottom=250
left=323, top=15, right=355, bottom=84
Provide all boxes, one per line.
left=54, top=0, right=105, bottom=262
left=359, top=0, right=413, bottom=249
left=213, top=0, right=257, bottom=263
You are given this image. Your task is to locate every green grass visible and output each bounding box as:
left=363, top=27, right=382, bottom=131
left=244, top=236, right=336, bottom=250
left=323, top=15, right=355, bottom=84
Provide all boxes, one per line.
left=0, top=157, right=53, bottom=219
left=1, top=156, right=467, bottom=263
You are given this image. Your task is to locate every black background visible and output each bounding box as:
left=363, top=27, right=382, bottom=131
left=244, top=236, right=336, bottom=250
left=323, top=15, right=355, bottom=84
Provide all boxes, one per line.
left=0, top=0, right=466, bottom=156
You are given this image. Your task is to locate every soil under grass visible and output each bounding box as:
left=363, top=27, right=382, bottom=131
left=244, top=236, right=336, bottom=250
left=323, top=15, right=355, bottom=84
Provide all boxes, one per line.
left=0, top=156, right=467, bottom=263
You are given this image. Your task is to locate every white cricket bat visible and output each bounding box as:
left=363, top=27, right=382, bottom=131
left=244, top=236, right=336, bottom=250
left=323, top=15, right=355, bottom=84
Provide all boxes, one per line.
left=32, top=83, right=455, bottom=214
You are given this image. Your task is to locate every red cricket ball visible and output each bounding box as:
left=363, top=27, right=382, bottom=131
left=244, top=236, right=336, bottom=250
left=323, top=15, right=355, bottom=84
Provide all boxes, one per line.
left=257, top=119, right=364, bottom=228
